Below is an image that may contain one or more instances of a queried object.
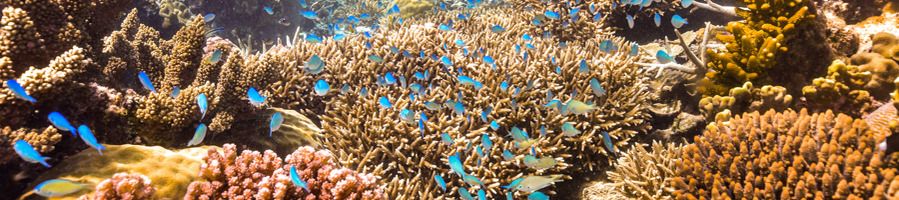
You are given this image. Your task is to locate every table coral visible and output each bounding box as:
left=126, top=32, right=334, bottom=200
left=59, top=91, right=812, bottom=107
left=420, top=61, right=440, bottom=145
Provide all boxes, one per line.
left=183, top=144, right=384, bottom=200
left=78, top=173, right=156, bottom=200
left=671, top=109, right=899, bottom=199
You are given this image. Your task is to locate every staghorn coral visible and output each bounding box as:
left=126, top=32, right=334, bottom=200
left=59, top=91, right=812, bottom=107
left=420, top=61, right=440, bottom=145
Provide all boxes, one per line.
left=509, top=0, right=610, bottom=42
left=78, top=173, right=156, bottom=200
left=183, top=144, right=384, bottom=200
left=606, top=141, right=682, bottom=200
left=671, top=109, right=899, bottom=199
left=28, top=145, right=212, bottom=199
left=318, top=7, right=649, bottom=199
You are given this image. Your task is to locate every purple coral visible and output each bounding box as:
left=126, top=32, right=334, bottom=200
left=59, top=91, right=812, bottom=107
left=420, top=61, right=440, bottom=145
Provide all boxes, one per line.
left=184, top=144, right=385, bottom=200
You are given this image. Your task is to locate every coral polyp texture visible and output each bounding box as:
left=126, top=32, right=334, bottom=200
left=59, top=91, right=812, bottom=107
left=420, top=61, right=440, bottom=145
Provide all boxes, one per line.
left=671, top=109, right=899, bottom=199
left=606, top=141, right=682, bottom=199
left=183, top=144, right=385, bottom=200
left=78, top=173, right=157, bottom=200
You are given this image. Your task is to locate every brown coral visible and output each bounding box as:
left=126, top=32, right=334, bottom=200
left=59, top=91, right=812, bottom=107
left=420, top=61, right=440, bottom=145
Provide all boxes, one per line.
left=671, top=109, right=898, bottom=199
left=79, top=173, right=156, bottom=200
left=183, top=144, right=385, bottom=200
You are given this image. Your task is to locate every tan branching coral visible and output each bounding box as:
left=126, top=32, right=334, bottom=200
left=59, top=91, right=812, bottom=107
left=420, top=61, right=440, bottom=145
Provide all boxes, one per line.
left=699, top=82, right=792, bottom=119
left=671, top=109, right=899, bottom=199
left=607, top=141, right=682, bottom=200
left=0, top=126, right=60, bottom=165
left=78, top=173, right=156, bottom=200
left=183, top=144, right=384, bottom=200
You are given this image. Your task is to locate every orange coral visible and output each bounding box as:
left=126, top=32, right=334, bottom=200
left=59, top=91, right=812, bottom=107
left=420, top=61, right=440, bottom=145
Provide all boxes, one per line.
left=672, top=109, right=898, bottom=199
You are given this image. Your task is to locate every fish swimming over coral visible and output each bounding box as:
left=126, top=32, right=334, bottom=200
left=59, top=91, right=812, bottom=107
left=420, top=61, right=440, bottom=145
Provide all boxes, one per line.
left=31, top=179, right=84, bottom=197
left=77, top=125, right=105, bottom=155
left=48, top=112, right=76, bottom=136
left=14, top=140, right=51, bottom=167
left=187, top=123, right=207, bottom=146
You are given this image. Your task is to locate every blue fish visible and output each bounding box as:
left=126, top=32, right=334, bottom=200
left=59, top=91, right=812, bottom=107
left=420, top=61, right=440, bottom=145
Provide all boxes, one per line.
left=414, top=71, right=428, bottom=80
left=300, top=10, right=318, bottom=19
left=424, top=101, right=441, bottom=110
left=458, top=76, right=483, bottom=90
left=418, top=119, right=426, bottom=138
left=590, top=4, right=597, bottom=13
left=526, top=43, right=536, bottom=49
left=439, top=24, right=452, bottom=31
left=562, top=122, right=581, bottom=136
left=626, top=14, right=635, bottom=29
left=403, top=50, right=412, bottom=58
left=360, top=13, right=371, bottom=19
left=440, top=2, right=447, bottom=10
left=187, top=123, right=207, bottom=146
left=602, top=131, right=617, bottom=155
left=33, top=179, right=84, bottom=197
left=630, top=43, right=640, bottom=56
left=298, top=0, right=308, bottom=7
left=207, top=49, right=223, bottom=64
left=654, top=13, right=662, bottom=27
left=364, top=31, right=372, bottom=38
left=270, top=112, right=284, bottom=137
left=263, top=5, right=274, bottom=15
left=368, top=54, right=384, bottom=63
left=459, top=187, right=474, bottom=200
left=409, top=83, right=424, bottom=94
left=379, top=96, right=392, bottom=109
left=463, top=174, right=484, bottom=186
left=365, top=42, right=373, bottom=49
left=481, top=134, right=493, bottom=150
left=544, top=10, right=560, bottom=20
left=203, top=13, right=216, bottom=23
left=48, top=112, right=76, bottom=136
left=478, top=189, right=486, bottom=200
left=522, top=33, right=533, bottom=41
left=435, top=174, right=447, bottom=191
left=305, top=55, right=325, bottom=74
left=137, top=71, right=156, bottom=93
left=491, top=25, right=505, bottom=33
left=532, top=17, right=543, bottom=26
left=541, top=125, right=548, bottom=136
left=171, top=86, right=181, bottom=98
left=502, top=149, right=514, bottom=161
left=77, top=125, right=105, bottom=155
left=247, top=87, right=266, bottom=107
left=514, top=44, right=521, bottom=54
left=455, top=39, right=465, bottom=47
left=483, top=55, right=496, bottom=68
left=590, top=78, right=606, bottom=96
left=314, top=79, right=330, bottom=96
left=593, top=13, right=602, bottom=22
left=385, top=72, right=397, bottom=85
left=290, top=166, right=311, bottom=192
left=656, top=50, right=674, bottom=64
left=440, top=56, right=453, bottom=66
left=333, top=33, right=346, bottom=41
left=500, top=81, right=509, bottom=92
left=306, top=34, right=323, bottom=43
left=490, top=120, right=500, bottom=130
left=452, top=101, right=465, bottom=116
left=360, top=87, right=369, bottom=97
left=641, top=0, right=653, bottom=7
left=579, top=59, right=590, bottom=73
left=510, top=127, right=529, bottom=141
left=449, top=154, right=467, bottom=176
left=441, top=132, right=453, bottom=145
left=457, top=13, right=468, bottom=20
left=671, top=14, right=688, bottom=28
left=528, top=192, right=549, bottom=200
left=197, top=93, right=208, bottom=119
left=388, top=4, right=401, bottom=14
left=599, top=39, right=617, bottom=53
left=14, top=140, right=50, bottom=167
left=347, top=16, right=359, bottom=24
left=480, top=106, right=492, bottom=122
left=400, top=109, right=415, bottom=123
left=682, top=0, right=694, bottom=7
left=555, top=66, right=562, bottom=74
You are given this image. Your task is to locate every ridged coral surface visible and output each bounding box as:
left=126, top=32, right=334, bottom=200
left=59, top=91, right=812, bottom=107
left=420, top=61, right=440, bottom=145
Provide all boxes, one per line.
left=671, top=109, right=898, bottom=199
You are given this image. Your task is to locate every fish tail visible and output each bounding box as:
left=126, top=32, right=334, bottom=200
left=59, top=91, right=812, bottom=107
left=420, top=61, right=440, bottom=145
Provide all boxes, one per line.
left=39, top=160, right=51, bottom=168
left=97, top=149, right=103, bottom=156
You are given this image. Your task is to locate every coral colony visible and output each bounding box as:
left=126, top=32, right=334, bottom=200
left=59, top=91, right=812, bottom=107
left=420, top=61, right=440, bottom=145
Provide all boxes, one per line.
left=2, top=0, right=899, bottom=199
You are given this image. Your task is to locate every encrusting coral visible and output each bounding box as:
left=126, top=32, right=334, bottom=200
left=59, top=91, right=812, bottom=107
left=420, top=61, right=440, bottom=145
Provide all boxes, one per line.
left=671, top=109, right=899, bottom=199
left=78, top=173, right=157, bottom=200
left=183, top=144, right=385, bottom=200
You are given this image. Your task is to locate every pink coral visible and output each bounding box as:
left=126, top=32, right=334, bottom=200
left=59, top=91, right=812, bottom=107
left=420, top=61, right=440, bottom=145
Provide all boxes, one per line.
left=79, top=173, right=156, bottom=200
left=184, top=144, right=385, bottom=200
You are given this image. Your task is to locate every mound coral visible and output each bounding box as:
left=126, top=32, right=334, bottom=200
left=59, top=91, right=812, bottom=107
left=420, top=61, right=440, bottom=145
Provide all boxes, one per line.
left=671, top=109, right=898, bottom=199
left=78, top=173, right=156, bottom=200
left=27, top=144, right=211, bottom=199
left=183, top=144, right=384, bottom=200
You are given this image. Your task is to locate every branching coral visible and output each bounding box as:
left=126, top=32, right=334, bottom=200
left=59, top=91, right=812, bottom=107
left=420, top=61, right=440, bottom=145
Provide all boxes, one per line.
left=699, top=82, right=792, bottom=119
left=802, top=60, right=875, bottom=115
left=78, top=173, right=156, bottom=200
left=607, top=141, right=682, bottom=200
left=671, top=109, right=899, bottom=199
left=701, top=0, right=825, bottom=96
left=183, top=144, right=384, bottom=200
